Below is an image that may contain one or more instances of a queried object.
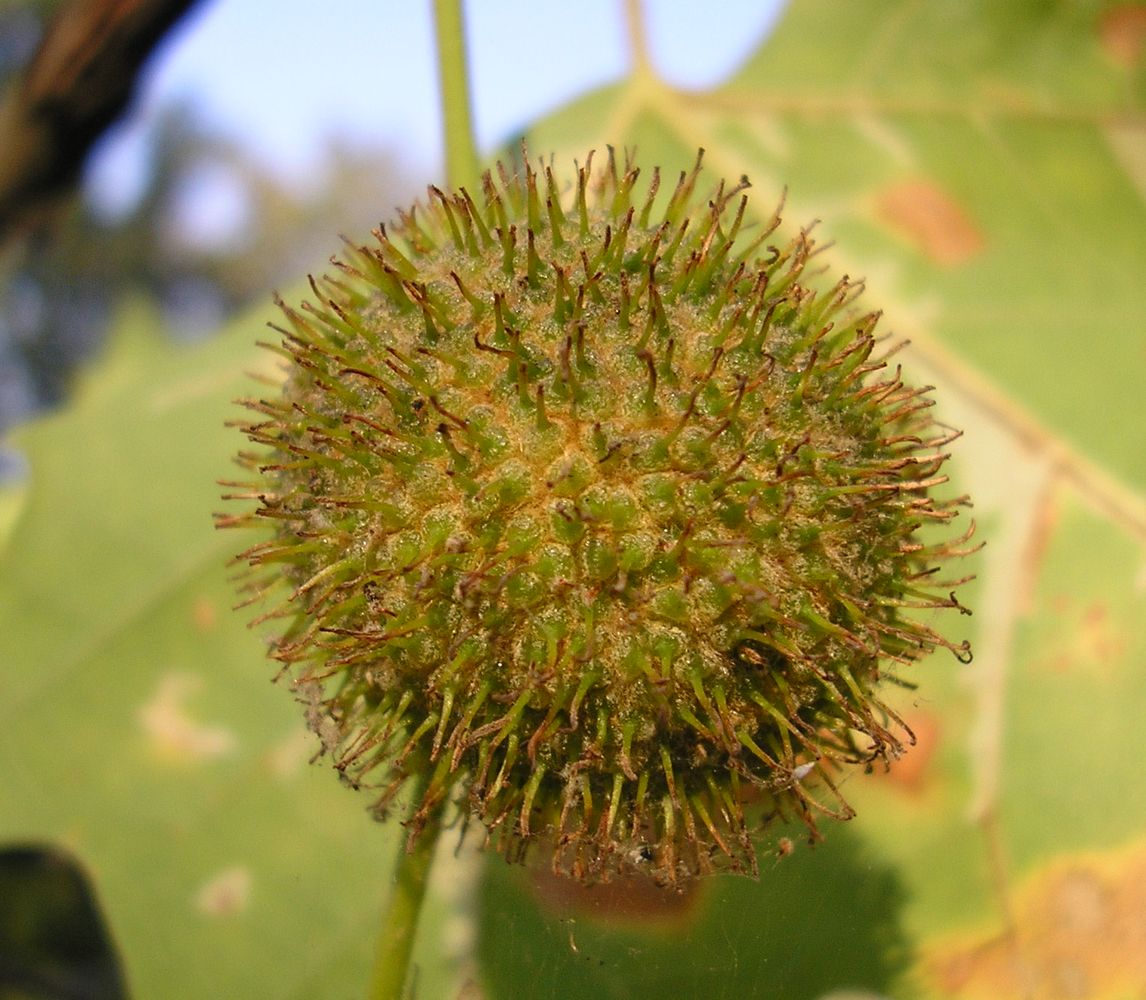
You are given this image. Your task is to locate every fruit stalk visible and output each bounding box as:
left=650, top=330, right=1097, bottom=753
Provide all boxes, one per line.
left=368, top=771, right=442, bottom=1000
left=367, top=11, right=476, bottom=995
left=432, top=0, right=481, bottom=190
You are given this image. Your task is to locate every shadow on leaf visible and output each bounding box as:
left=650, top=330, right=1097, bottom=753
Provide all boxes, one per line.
left=0, top=844, right=128, bottom=1000
left=478, top=827, right=910, bottom=1000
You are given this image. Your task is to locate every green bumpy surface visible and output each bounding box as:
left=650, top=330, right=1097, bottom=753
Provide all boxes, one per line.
left=225, top=150, right=973, bottom=883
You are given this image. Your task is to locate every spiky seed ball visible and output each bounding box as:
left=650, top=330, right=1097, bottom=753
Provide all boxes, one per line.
left=222, top=149, right=974, bottom=884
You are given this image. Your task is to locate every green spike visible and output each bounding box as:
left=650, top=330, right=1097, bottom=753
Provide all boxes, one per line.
left=483, top=171, right=508, bottom=233
left=397, top=204, right=436, bottom=253
left=459, top=187, right=494, bottom=249
left=525, top=160, right=543, bottom=234
left=525, top=227, right=544, bottom=287
left=373, top=225, right=419, bottom=279
left=575, top=152, right=593, bottom=238
left=489, top=222, right=513, bottom=278
left=544, top=166, right=566, bottom=247
left=449, top=271, right=487, bottom=322
left=429, top=186, right=465, bottom=251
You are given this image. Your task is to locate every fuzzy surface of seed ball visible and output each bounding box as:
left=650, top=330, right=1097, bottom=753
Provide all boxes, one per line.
left=223, top=149, right=975, bottom=884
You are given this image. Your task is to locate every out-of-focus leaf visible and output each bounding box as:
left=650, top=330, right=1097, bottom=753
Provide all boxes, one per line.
left=480, top=827, right=910, bottom=1000
left=0, top=300, right=431, bottom=998
left=502, top=1, right=1146, bottom=997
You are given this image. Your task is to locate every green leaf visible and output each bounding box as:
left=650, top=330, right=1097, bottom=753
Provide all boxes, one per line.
left=480, top=828, right=911, bottom=1000
left=0, top=301, right=415, bottom=998
left=508, top=1, right=1146, bottom=997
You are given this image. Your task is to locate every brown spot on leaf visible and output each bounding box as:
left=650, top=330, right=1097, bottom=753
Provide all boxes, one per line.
left=1078, top=602, right=1127, bottom=664
left=528, top=862, right=701, bottom=927
left=1099, top=5, right=1146, bottom=68
left=927, top=839, right=1146, bottom=999
left=865, top=711, right=941, bottom=795
left=1037, top=598, right=1128, bottom=674
left=876, top=180, right=985, bottom=266
left=454, top=980, right=484, bottom=1000
left=192, top=596, right=217, bottom=632
left=194, top=866, right=251, bottom=918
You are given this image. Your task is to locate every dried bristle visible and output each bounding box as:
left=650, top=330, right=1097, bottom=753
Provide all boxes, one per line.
left=223, top=148, right=975, bottom=884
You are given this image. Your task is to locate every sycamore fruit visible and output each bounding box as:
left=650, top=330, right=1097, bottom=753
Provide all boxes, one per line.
left=221, top=149, right=974, bottom=884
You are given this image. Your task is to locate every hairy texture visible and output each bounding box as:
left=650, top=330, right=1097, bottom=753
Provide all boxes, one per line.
left=221, top=150, right=975, bottom=884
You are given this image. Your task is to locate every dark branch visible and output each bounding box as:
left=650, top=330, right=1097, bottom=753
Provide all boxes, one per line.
left=0, top=0, right=202, bottom=244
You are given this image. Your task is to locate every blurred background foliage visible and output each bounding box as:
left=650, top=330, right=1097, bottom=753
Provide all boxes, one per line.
left=0, top=0, right=417, bottom=477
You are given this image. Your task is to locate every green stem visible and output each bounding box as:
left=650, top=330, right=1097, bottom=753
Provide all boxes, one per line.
left=624, top=0, right=653, bottom=80
left=432, top=0, right=481, bottom=190
left=367, top=789, right=443, bottom=1000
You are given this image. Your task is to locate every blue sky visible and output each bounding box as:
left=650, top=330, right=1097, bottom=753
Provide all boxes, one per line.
left=88, top=1, right=785, bottom=209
